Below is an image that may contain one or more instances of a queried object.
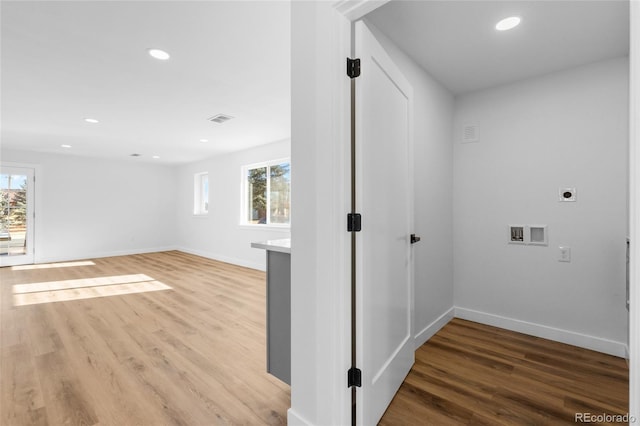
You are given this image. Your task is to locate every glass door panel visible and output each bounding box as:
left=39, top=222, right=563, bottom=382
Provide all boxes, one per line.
left=1, top=166, right=34, bottom=266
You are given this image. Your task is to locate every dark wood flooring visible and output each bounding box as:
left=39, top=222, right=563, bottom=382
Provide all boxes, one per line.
left=379, top=318, right=629, bottom=425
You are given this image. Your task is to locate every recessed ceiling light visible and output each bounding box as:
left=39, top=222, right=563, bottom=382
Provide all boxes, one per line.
left=61, top=144, right=72, bottom=148
left=148, top=48, right=170, bottom=60
left=152, top=155, right=160, bottom=159
left=495, top=16, right=521, bottom=31
left=84, top=118, right=99, bottom=124
left=199, top=139, right=209, bottom=143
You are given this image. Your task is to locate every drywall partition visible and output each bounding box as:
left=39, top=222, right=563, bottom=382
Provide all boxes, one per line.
left=366, top=22, right=456, bottom=347
left=174, top=139, right=290, bottom=271
left=629, top=0, right=639, bottom=416
left=453, top=57, right=629, bottom=356
left=0, top=149, right=177, bottom=262
left=289, top=1, right=352, bottom=424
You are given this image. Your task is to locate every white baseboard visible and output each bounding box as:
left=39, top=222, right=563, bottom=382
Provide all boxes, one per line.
left=454, top=307, right=627, bottom=358
left=175, top=247, right=265, bottom=271
left=34, top=246, right=265, bottom=272
left=35, top=246, right=179, bottom=264
left=287, top=408, right=311, bottom=426
left=414, top=307, right=455, bottom=349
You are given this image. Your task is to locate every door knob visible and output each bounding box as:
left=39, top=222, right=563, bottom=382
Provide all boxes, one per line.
left=410, top=234, right=421, bottom=244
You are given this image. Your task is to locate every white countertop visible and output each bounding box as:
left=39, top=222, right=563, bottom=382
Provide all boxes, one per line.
left=251, top=238, right=291, bottom=254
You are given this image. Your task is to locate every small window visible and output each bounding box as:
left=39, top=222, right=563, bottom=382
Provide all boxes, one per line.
left=194, top=172, right=209, bottom=215
left=242, top=159, right=290, bottom=226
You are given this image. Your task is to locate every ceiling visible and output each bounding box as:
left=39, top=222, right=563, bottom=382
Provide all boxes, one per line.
left=367, top=0, right=629, bottom=95
left=2, top=1, right=629, bottom=164
left=1, top=1, right=290, bottom=164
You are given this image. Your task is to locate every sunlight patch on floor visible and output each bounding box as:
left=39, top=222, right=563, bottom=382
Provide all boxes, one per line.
left=13, top=274, right=156, bottom=293
left=11, top=260, right=96, bottom=271
left=12, top=274, right=172, bottom=306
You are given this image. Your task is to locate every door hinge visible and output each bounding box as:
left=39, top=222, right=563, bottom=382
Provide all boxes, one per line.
left=347, top=58, right=361, bottom=79
left=347, top=213, right=361, bottom=232
left=348, top=367, right=362, bottom=388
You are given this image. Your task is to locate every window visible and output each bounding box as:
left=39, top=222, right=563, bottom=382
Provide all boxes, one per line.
left=242, top=159, right=290, bottom=226
left=194, top=172, right=209, bottom=215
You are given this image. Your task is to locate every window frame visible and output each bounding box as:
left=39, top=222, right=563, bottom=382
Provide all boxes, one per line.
left=240, top=158, right=291, bottom=228
left=193, top=171, right=209, bottom=216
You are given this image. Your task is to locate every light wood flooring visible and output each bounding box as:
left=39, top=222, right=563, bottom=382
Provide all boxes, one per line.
left=1, top=251, right=290, bottom=425
left=1, top=251, right=630, bottom=425
left=380, top=318, right=629, bottom=425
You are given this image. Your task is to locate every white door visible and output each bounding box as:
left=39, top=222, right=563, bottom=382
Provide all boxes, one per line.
left=0, top=166, right=35, bottom=266
left=355, top=21, right=414, bottom=426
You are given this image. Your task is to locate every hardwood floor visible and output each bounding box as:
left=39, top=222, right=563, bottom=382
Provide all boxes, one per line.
left=380, top=318, right=629, bottom=426
left=1, top=251, right=290, bottom=426
left=2, top=251, right=630, bottom=425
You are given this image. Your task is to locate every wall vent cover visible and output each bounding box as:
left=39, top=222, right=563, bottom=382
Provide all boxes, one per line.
left=462, top=124, right=478, bottom=143
left=208, top=114, right=234, bottom=124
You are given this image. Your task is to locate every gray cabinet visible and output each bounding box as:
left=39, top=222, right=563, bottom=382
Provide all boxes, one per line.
left=251, top=239, right=291, bottom=385
left=266, top=250, right=291, bottom=384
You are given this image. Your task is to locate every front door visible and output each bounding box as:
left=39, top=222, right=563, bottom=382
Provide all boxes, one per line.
left=355, top=20, right=414, bottom=426
left=1, top=166, right=35, bottom=266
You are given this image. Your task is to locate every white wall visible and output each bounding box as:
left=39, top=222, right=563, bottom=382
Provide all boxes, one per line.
left=289, top=2, right=352, bottom=424
left=628, top=0, right=639, bottom=416
left=2, top=141, right=291, bottom=270
left=453, top=57, right=630, bottom=355
left=174, top=140, right=290, bottom=271
left=0, top=149, right=177, bottom=263
left=366, top=22, right=455, bottom=346
left=290, top=3, right=637, bottom=423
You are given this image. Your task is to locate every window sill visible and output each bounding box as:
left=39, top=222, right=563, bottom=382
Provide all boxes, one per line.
left=192, top=213, right=209, bottom=218
left=238, top=224, right=290, bottom=232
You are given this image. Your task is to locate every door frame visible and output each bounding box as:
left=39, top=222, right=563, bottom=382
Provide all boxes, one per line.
left=0, top=162, right=40, bottom=266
